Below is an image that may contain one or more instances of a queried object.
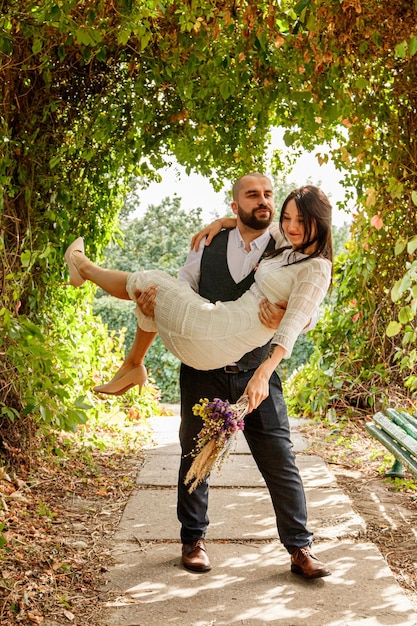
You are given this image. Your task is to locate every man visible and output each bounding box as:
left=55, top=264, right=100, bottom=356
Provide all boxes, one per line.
left=139, top=172, right=331, bottom=579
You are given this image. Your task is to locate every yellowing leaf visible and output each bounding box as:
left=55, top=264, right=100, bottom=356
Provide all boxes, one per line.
left=274, top=35, right=284, bottom=49
left=365, top=187, right=376, bottom=207
left=316, top=153, right=328, bottom=165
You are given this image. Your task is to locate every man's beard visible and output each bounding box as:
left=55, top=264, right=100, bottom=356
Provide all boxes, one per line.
left=237, top=205, right=273, bottom=230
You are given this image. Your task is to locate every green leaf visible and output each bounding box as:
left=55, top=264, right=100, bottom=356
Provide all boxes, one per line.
left=1, top=406, right=17, bottom=422
left=0, top=34, right=13, bottom=54
left=20, top=250, right=31, bottom=268
left=219, top=80, right=234, bottom=99
left=391, top=278, right=403, bottom=302
left=117, top=29, right=131, bottom=45
left=355, top=77, right=369, bottom=90
left=412, top=191, right=417, bottom=206
left=391, top=274, right=412, bottom=301
left=398, top=305, right=415, bottom=324
left=140, top=32, right=152, bottom=51
left=73, top=396, right=93, bottom=410
left=386, top=321, right=402, bottom=337
left=407, top=235, right=417, bottom=255
left=294, top=0, right=311, bottom=16
left=394, top=238, right=406, bottom=256
left=49, top=154, right=62, bottom=169
left=76, top=28, right=94, bottom=46
left=403, top=330, right=417, bottom=345
left=394, top=41, right=407, bottom=58
left=57, top=44, right=65, bottom=62
left=51, top=4, right=61, bottom=19
left=32, top=39, right=42, bottom=55
left=410, top=37, right=417, bottom=57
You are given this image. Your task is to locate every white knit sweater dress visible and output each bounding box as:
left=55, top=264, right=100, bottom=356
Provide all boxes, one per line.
left=125, top=248, right=331, bottom=371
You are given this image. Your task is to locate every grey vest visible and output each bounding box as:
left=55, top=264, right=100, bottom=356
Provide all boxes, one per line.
left=199, top=229, right=276, bottom=370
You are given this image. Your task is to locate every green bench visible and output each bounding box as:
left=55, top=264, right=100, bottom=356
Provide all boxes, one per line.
left=366, top=408, right=417, bottom=479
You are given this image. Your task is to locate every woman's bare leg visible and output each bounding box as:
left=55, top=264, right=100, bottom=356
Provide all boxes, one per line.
left=72, top=252, right=131, bottom=299
left=94, top=287, right=159, bottom=393
left=65, top=237, right=154, bottom=394
left=94, top=327, right=157, bottom=395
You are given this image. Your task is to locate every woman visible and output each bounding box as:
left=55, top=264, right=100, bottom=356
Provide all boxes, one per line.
left=65, top=186, right=332, bottom=393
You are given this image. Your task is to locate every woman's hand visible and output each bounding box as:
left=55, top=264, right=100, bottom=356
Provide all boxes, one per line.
left=135, top=285, right=157, bottom=318
left=243, top=369, right=270, bottom=413
left=190, top=216, right=238, bottom=251
left=258, top=299, right=287, bottom=329
left=242, top=344, right=286, bottom=412
left=190, top=220, right=223, bottom=251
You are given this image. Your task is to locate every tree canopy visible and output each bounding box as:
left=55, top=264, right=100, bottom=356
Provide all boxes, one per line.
left=1, top=0, right=417, bottom=450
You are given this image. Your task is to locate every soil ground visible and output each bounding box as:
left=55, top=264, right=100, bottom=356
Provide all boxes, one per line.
left=0, top=414, right=416, bottom=625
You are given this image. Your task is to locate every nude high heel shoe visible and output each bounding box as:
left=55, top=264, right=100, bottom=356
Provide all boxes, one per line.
left=93, top=365, right=148, bottom=396
left=64, top=237, right=85, bottom=286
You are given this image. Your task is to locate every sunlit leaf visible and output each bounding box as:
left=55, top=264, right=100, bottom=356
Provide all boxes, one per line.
left=391, top=278, right=403, bottom=302
left=398, top=305, right=415, bottom=324
left=386, top=321, right=402, bottom=337
left=394, top=239, right=407, bottom=256
left=407, top=235, right=417, bottom=255
left=20, top=250, right=31, bottom=268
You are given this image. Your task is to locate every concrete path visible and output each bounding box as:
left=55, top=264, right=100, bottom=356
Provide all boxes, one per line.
left=102, top=410, right=417, bottom=626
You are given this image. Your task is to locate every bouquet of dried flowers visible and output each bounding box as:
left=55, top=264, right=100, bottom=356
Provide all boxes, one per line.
left=184, top=396, right=249, bottom=493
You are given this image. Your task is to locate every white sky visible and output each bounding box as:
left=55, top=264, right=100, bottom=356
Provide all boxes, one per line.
left=132, top=129, right=355, bottom=227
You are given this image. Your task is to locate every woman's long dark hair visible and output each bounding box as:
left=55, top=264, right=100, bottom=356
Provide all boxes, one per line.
left=268, top=185, right=333, bottom=264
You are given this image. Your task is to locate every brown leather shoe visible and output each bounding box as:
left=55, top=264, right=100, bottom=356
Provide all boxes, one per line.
left=182, top=539, right=211, bottom=572
left=291, top=546, right=331, bottom=578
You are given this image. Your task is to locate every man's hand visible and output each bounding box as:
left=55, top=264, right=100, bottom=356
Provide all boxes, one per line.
left=258, top=299, right=287, bottom=329
left=135, top=285, right=157, bottom=318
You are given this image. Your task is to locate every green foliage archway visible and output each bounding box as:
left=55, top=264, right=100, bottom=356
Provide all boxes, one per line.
left=1, top=0, right=417, bottom=451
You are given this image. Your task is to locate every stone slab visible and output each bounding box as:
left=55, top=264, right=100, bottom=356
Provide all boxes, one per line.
left=146, top=429, right=307, bottom=456
left=113, top=485, right=364, bottom=543
left=102, top=541, right=417, bottom=626
left=137, top=453, right=338, bottom=489
left=147, top=414, right=309, bottom=455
